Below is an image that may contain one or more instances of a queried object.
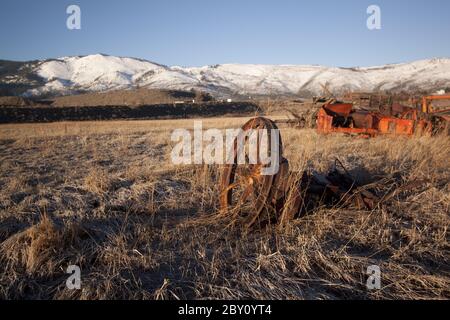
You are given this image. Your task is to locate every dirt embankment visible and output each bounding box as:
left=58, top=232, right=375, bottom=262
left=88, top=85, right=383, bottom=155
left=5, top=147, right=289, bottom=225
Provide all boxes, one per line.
left=0, top=96, right=34, bottom=107
left=50, top=88, right=213, bottom=107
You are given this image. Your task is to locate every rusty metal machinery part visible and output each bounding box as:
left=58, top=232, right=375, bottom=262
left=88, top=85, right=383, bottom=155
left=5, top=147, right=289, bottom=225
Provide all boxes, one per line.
left=219, top=117, right=293, bottom=228
left=219, top=117, right=383, bottom=229
left=317, top=95, right=450, bottom=137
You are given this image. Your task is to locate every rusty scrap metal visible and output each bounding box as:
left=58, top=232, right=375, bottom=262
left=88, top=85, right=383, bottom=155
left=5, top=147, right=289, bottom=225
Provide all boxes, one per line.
left=316, top=101, right=434, bottom=137
left=219, top=117, right=381, bottom=229
left=316, top=94, right=450, bottom=137
left=422, top=94, right=450, bottom=114
left=219, top=117, right=291, bottom=228
left=276, top=93, right=449, bottom=135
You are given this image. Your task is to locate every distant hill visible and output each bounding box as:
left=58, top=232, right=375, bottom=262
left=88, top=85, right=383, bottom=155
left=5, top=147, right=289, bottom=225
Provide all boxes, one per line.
left=1, top=54, right=449, bottom=98
left=50, top=88, right=213, bottom=107
left=0, top=96, right=34, bottom=107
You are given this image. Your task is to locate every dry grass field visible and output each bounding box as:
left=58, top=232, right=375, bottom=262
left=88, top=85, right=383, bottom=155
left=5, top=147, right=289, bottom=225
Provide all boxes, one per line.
left=0, top=117, right=449, bottom=299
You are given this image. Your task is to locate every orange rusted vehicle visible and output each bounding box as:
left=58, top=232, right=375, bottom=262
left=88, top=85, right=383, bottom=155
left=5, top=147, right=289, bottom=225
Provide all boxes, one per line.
left=317, top=102, right=432, bottom=137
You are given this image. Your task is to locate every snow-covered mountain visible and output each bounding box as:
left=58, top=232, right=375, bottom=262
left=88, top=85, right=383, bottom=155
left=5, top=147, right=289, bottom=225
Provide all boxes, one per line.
left=1, top=54, right=449, bottom=98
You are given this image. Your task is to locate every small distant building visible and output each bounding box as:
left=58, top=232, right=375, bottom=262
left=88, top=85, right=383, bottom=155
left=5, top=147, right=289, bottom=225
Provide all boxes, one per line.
left=174, top=99, right=196, bottom=105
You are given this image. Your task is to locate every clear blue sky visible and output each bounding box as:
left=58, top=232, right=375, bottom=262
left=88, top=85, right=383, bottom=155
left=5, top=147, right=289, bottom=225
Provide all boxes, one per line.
left=0, top=0, right=449, bottom=67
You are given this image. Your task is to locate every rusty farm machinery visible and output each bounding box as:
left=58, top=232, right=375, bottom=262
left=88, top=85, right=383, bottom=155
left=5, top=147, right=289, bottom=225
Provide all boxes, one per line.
left=282, top=94, right=450, bottom=137
left=219, top=117, right=381, bottom=229
left=218, top=94, right=448, bottom=228
left=218, top=95, right=449, bottom=228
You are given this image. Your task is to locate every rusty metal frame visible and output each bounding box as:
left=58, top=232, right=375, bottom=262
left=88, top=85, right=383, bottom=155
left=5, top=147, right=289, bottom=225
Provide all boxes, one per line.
left=317, top=103, right=433, bottom=137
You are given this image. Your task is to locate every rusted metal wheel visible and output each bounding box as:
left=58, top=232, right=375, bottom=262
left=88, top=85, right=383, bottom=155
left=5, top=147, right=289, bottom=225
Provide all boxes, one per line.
left=219, top=117, right=287, bottom=228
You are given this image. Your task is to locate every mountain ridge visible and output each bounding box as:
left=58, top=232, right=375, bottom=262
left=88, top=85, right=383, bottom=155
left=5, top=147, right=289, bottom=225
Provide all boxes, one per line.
left=1, top=54, right=449, bottom=98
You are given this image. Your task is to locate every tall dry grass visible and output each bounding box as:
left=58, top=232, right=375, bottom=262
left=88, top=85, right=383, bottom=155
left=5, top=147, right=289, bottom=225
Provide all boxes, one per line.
left=0, top=118, right=448, bottom=299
